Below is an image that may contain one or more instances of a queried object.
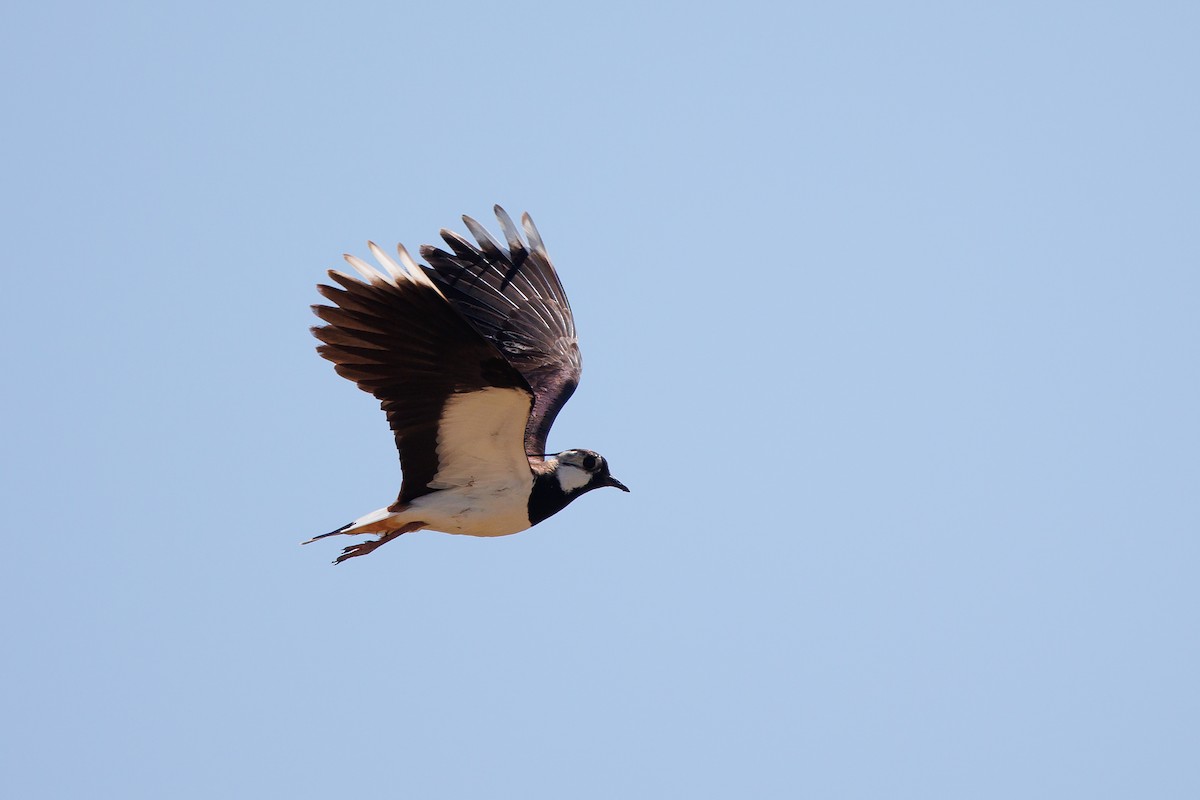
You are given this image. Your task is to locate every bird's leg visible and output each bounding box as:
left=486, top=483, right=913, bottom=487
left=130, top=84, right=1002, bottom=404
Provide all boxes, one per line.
left=333, top=521, right=425, bottom=564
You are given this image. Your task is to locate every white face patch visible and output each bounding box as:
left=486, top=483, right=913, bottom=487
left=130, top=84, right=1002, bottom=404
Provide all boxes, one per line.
left=555, top=464, right=591, bottom=493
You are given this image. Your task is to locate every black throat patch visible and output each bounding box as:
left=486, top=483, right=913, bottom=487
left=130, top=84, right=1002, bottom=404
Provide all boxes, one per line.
left=527, top=471, right=581, bottom=526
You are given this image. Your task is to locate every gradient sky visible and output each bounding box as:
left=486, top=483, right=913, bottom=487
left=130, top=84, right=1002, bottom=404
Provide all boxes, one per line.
left=4, top=2, right=1198, bottom=798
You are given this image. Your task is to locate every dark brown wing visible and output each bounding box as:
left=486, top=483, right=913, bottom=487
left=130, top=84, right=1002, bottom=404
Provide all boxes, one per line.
left=419, top=206, right=582, bottom=457
left=311, top=244, right=533, bottom=506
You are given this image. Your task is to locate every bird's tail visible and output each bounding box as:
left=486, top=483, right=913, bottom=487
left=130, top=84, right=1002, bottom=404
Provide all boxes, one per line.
left=301, top=506, right=401, bottom=544
left=302, top=507, right=425, bottom=563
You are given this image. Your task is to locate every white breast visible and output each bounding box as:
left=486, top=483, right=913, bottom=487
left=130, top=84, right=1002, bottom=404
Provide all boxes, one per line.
left=406, top=486, right=532, bottom=536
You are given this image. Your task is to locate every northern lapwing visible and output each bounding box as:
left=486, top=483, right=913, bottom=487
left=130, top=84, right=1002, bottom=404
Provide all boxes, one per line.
left=304, top=206, right=628, bottom=563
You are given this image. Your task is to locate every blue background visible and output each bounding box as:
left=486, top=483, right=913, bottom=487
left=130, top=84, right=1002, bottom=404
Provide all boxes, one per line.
left=4, top=2, right=1198, bottom=797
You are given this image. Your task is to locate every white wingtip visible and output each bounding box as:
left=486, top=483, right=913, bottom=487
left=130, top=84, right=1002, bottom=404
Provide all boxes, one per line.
left=339, top=241, right=443, bottom=294
left=462, top=214, right=504, bottom=254
left=396, top=242, right=443, bottom=293
left=494, top=206, right=526, bottom=255
left=522, top=212, right=547, bottom=257
left=344, top=253, right=384, bottom=284
left=396, top=242, right=421, bottom=274
left=367, top=241, right=403, bottom=286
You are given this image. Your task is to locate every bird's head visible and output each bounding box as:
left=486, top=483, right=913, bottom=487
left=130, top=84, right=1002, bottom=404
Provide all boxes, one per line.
left=552, top=449, right=630, bottom=495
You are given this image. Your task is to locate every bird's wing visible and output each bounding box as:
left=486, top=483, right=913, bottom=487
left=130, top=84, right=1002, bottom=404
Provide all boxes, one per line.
left=419, top=206, right=582, bottom=458
left=312, top=244, right=534, bottom=507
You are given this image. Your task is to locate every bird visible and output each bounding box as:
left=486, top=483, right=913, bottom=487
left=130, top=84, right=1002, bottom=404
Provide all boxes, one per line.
left=304, top=205, right=629, bottom=563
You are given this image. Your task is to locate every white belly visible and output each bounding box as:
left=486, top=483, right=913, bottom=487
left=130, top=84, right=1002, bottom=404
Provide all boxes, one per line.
left=405, top=480, right=534, bottom=537
left=403, top=387, right=535, bottom=537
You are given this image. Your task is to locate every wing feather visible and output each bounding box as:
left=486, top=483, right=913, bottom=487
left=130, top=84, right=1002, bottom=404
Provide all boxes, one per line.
left=312, top=255, right=532, bottom=506
left=419, top=206, right=583, bottom=457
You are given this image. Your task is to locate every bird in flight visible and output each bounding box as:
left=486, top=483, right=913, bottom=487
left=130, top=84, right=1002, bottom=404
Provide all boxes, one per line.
left=304, top=206, right=628, bottom=563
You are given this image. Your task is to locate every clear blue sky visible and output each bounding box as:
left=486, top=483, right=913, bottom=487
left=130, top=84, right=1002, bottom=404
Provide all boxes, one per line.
left=3, top=1, right=1198, bottom=797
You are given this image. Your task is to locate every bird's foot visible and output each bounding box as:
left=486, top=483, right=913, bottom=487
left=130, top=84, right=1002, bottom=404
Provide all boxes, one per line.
left=332, top=522, right=425, bottom=564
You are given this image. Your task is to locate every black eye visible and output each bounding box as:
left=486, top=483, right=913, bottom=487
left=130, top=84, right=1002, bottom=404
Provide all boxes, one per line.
left=582, top=454, right=597, bottom=471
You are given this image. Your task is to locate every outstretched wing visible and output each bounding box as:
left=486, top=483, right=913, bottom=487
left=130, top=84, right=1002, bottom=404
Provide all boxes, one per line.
left=312, top=243, right=534, bottom=506
left=420, top=206, right=582, bottom=458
